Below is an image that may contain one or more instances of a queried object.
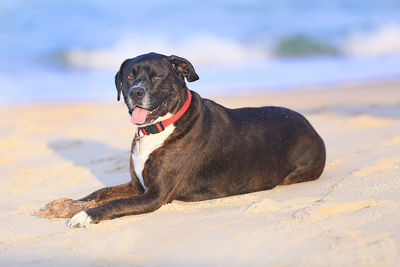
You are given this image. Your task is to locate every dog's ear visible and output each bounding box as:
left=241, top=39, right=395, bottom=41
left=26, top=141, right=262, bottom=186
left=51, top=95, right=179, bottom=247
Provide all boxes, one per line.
left=115, top=59, right=130, bottom=101
left=168, top=55, right=199, bottom=82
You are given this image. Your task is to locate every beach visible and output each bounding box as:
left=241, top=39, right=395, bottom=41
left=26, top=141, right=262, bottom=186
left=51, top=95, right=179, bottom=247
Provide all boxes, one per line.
left=1, top=79, right=400, bottom=266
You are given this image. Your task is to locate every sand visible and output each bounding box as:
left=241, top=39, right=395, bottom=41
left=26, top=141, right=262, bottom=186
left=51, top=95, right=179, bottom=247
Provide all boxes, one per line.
left=1, top=79, right=400, bottom=266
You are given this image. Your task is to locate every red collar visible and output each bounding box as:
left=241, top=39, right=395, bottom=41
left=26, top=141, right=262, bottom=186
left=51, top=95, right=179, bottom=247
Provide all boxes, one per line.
left=138, top=89, right=192, bottom=136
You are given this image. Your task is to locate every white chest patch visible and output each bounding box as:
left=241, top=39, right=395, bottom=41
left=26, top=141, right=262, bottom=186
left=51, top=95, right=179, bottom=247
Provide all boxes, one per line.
left=132, top=113, right=175, bottom=190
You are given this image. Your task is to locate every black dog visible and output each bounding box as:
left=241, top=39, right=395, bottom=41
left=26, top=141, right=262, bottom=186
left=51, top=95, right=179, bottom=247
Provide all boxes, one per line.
left=66, top=52, right=326, bottom=227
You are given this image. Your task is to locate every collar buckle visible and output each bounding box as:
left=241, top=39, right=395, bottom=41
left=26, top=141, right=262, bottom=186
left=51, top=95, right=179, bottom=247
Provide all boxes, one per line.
left=142, top=121, right=165, bottom=135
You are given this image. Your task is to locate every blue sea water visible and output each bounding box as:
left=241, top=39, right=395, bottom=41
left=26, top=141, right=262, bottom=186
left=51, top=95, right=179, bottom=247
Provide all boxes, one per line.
left=1, top=0, right=400, bottom=103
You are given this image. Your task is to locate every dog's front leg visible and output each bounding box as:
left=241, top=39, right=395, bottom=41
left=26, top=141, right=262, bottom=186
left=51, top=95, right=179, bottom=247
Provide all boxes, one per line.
left=67, top=189, right=171, bottom=228
left=37, top=156, right=144, bottom=219
left=78, top=182, right=144, bottom=206
left=78, top=155, right=144, bottom=205
left=36, top=182, right=143, bottom=219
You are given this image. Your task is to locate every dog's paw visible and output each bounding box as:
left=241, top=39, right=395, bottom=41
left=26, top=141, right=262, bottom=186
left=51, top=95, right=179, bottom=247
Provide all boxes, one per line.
left=35, top=198, right=76, bottom=218
left=35, top=198, right=96, bottom=219
left=67, top=211, right=93, bottom=228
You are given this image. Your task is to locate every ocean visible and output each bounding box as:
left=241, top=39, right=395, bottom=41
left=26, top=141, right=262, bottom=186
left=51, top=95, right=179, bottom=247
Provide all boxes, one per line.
left=1, top=0, right=400, bottom=103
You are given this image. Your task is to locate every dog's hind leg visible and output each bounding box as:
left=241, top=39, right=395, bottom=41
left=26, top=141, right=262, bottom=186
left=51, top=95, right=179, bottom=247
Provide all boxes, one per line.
left=279, top=160, right=323, bottom=185
left=280, top=136, right=326, bottom=185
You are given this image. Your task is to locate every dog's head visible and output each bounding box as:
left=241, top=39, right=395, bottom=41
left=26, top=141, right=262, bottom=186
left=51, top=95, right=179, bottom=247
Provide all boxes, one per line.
left=115, top=52, right=199, bottom=125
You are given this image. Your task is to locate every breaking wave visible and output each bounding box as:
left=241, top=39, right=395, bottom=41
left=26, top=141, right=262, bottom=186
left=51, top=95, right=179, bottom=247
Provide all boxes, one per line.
left=52, top=34, right=269, bottom=69
left=52, top=25, right=400, bottom=69
left=344, top=25, right=400, bottom=56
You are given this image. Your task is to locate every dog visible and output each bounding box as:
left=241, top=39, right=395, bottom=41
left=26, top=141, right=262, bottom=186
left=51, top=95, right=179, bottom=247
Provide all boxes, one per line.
left=39, top=52, right=326, bottom=228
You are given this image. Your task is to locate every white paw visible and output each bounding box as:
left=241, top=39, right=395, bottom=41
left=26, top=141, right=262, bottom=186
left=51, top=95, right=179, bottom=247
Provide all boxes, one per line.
left=67, top=211, right=93, bottom=228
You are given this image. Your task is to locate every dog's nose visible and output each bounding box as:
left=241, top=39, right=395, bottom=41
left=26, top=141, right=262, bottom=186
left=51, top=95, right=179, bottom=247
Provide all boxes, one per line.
left=129, top=87, right=145, bottom=99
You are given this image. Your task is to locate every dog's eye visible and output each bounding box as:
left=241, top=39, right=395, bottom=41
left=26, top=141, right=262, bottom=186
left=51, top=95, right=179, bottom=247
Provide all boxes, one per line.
left=154, top=75, right=163, bottom=80
left=127, top=74, right=133, bottom=80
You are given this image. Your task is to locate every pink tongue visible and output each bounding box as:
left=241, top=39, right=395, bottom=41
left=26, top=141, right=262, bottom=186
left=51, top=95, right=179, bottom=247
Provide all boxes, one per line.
left=131, top=107, right=149, bottom=124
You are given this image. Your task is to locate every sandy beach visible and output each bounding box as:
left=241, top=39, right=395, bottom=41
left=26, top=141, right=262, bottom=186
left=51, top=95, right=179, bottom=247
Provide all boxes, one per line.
left=1, top=79, right=400, bottom=266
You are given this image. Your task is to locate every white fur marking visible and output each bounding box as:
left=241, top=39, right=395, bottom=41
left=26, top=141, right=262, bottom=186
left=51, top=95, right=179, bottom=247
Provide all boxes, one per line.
left=133, top=113, right=175, bottom=190
left=67, top=211, right=92, bottom=228
left=142, top=92, right=150, bottom=109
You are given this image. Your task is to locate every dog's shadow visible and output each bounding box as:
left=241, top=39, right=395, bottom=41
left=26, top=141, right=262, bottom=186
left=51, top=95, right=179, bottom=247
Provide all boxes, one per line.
left=49, top=139, right=130, bottom=186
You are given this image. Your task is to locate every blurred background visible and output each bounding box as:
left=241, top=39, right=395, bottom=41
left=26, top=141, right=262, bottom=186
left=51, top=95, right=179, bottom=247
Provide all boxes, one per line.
left=1, top=0, right=400, bottom=104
